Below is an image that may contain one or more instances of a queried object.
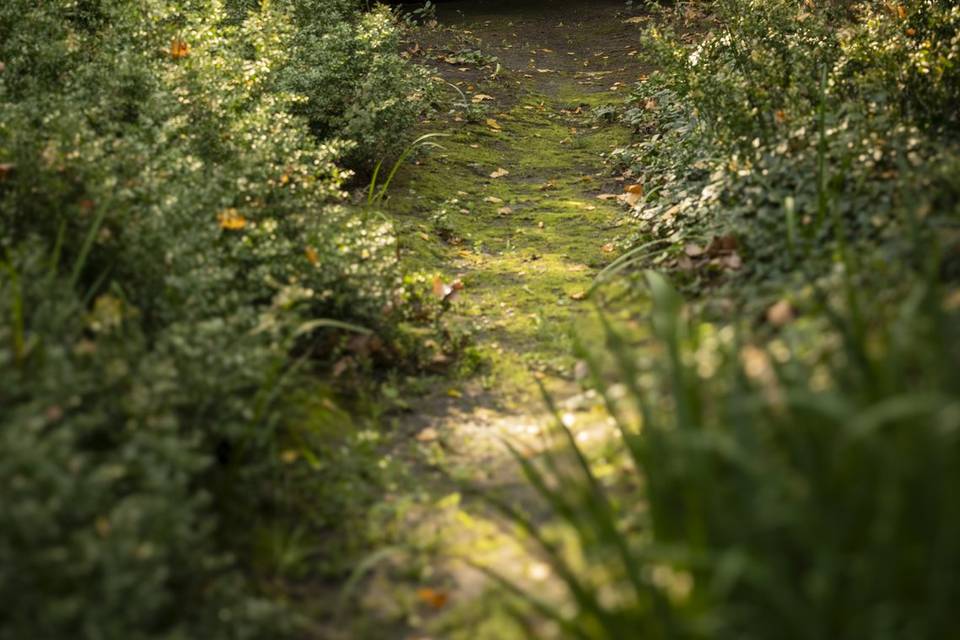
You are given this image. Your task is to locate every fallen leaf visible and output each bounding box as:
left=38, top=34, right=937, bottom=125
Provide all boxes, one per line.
left=498, top=206, right=513, bottom=215
left=622, top=183, right=645, bottom=207
left=490, top=168, right=510, bottom=179
left=447, top=388, right=463, bottom=398
left=707, top=234, right=739, bottom=255
left=596, top=193, right=619, bottom=201
left=305, top=246, right=319, bottom=265
left=943, top=289, right=960, bottom=311
left=170, top=39, right=189, bottom=60
left=485, top=118, right=502, bottom=130
left=570, top=291, right=587, bottom=301
left=484, top=195, right=504, bottom=204
left=767, top=300, right=794, bottom=327
left=417, top=587, right=449, bottom=609
left=601, top=242, right=616, bottom=253
left=684, top=243, right=705, bottom=257
left=217, top=209, right=246, bottom=230
left=433, top=276, right=465, bottom=303
left=472, top=93, right=495, bottom=103
left=416, top=427, right=440, bottom=442
left=724, top=253, right=743, bottom=270
left=332, top=357, right=353, bottom=378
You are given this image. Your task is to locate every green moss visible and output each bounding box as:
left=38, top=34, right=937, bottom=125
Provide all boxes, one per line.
left=382, top=86, right=629, bottom=401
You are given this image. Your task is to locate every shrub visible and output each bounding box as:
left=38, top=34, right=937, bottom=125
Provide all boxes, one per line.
left=0, top=0, right=424, bottom=636
left=611, top=0, right=960, bottom=303
left=277, top=0, right=435, bottom=168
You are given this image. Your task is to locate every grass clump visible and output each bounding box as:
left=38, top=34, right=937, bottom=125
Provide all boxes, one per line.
left=497, top=266, right=960, bottom=639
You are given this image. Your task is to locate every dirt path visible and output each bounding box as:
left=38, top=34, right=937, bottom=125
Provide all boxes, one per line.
left=334, top=3, right=650, bottom=637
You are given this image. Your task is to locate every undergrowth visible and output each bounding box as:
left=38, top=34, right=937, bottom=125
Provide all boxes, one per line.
left=496, top=0, right=960, bottom=637
left=0, top=0, right=436, bottom=637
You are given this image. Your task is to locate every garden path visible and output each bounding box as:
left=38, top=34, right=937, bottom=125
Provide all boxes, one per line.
left=333, top=2, right=651, bottom=636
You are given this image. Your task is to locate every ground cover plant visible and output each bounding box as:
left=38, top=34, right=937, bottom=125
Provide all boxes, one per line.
left=490, top=0, right=960, bottom=637
left=0, top=0, right=433, bottom=636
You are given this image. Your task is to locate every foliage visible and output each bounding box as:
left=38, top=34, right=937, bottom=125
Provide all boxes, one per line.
left=495, top=1, right=960, bottom=637
left=0, top=0, right=430, bottom=636
left=612, top=0, right=960, bottom=304
left=498, top=267, right=960, bottom=639
left=276, top=0, right=435, bottom=168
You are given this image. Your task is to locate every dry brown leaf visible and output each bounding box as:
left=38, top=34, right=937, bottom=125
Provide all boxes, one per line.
left=684, top=243, right=705, bottom=258
left=484, top=195, right=504, bottom=204
left=472, top=93, right=495, bottom=103
left=490, top=168, right=509, bottom=179
left=767, top=300, right=795, bottom=327
left=707, top=234, right=739, bottom=255
left=416, top=428, right=440, bottom=443
left=943, top=289, right=960, bottom=311
left=601, top=242, right=616, bottom=253
left=498, top=206, right=514, bottom=215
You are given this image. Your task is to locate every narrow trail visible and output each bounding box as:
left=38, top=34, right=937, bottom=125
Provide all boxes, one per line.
left=337, top=3, right=651, bottom=637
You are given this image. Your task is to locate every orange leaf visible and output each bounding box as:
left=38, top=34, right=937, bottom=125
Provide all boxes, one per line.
left=170, top=39, right=189, bottom=60
left=217, top=209, right=247, bottom=230
left=305, top=246, right=319, bottom=265
left=432, top=275, right=446, bottom=298
left=416, top=587, right=449, bottom=609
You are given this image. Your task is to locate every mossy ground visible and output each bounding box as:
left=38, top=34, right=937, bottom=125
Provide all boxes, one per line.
left=324, top=3, right=651, bottom=637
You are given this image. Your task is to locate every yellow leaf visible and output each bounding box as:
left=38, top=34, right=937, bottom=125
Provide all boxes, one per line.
left=217, top=209, right=247, bottom=230
left=485, top=118, right=502, bottom=130
left=305, top=246, right=319, bottom=265
left=490, top=168, right=509, bottom=179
